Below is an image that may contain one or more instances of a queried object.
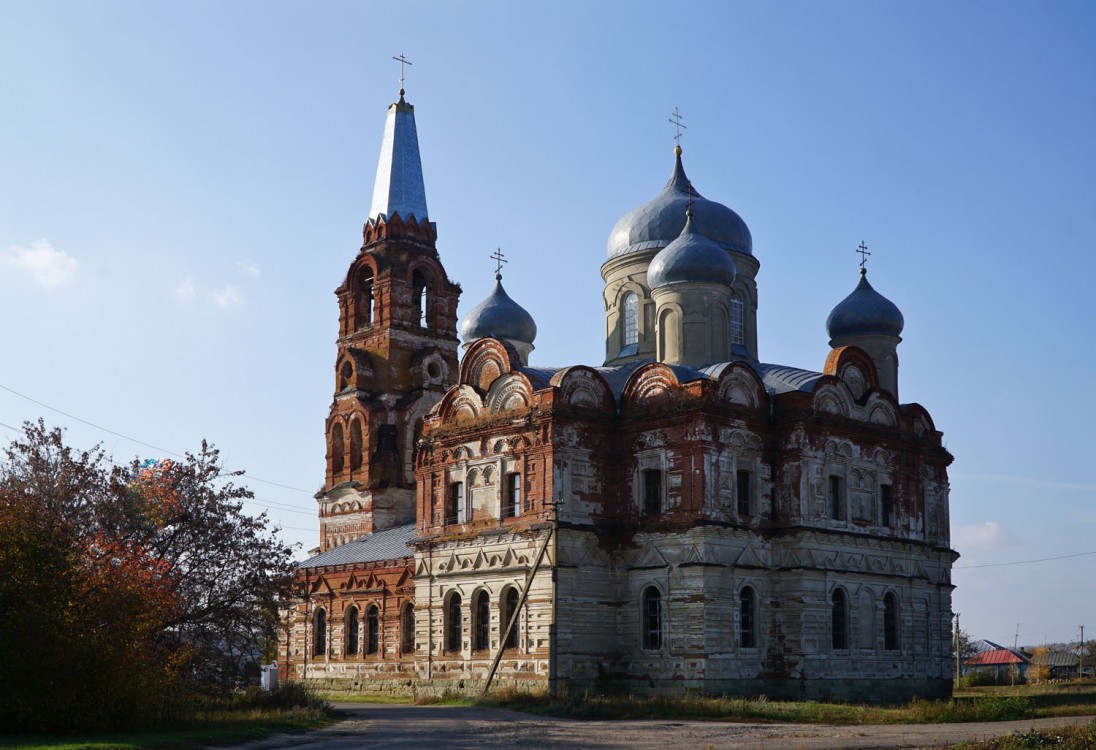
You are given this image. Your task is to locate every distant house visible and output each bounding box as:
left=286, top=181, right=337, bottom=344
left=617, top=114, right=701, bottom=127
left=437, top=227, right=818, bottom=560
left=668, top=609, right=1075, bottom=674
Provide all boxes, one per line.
left=1032, top=650, right=1081, bottom=680
left=964, top=640, right=1030, bottom=681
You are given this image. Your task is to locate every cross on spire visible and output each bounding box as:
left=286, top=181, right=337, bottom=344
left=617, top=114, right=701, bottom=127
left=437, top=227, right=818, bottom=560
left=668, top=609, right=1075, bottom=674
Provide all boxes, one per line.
left=490, top=248, right=507, bottom=280
left=857, top=241, right=871, bottom=273
left=669, top=107, right=687, bottom=147
left=392, top=54, right=412, bottom=95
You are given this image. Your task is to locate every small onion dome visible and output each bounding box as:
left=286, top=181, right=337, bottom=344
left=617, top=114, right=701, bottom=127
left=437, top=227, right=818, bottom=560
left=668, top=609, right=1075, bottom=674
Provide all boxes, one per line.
left=459, top=274, right=537, bottom=345
left=607, top=146, right=752, bottom=259
left=648, top=211, right=738, bottom=290
left=826, top=270, right=905, bottom=339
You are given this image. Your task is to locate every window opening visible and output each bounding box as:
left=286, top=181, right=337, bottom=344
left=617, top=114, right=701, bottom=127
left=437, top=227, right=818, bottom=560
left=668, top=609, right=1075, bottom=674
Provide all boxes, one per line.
left=445, top=593, right=461, bottom=653
left=366, top=605, right=379, bottom=655
left=448, top=481, right=464, bottom=524
left=350, top=419, right=363, bottom=472
left=884, top=593, right=899, bottom=651
left=330, top=424, right=345, bottom=475
left=361, top=269, right=374, bottom=327
left=731, top=290, right=745, bottom=346
left=828, top=475, right=843, bottom=521
left=412, top=270, right=429, bottom=328
left=401, top=603, right=415, bottom=655
left=739, top=587, right=756, bottom=648
left=313, top=608, right=327, bottom=657
left=623, top=292, right=639, bottom=347
left=345, top=606, right=359, bottom=656
left=504, top=473, right=521, bottom=518
left=642, top=587, right=662, bottom=650
left=502, top=588, right=519, bottom=650
left=736, top=469, right=752, bottom=517
left=831, top=589, right=848, bottom=650
left=473, top=590, right=490, bottom=652
left=880, top=484, right=893, bottom=528
left=642, top=469, right=663, bottom=516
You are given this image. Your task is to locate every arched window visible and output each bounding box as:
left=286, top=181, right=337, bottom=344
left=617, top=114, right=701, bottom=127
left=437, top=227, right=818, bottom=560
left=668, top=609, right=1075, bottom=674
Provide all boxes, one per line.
left=622, top=292, right=639, bottom=349
left=361, top=268, right=375, bottom=327
left=831, top=589, right=849, bottom=650
left=445, top=593, right=462, bottom=653
left=400, top=602, right=415, bottom=655
left=345, top=606, right=359, bottom=656
left=366, top=604, right=380, bottom=655
left=739, top=587, right=756, bottom=648
left=330, top=423, right=345, bottom=476
left=884, top=592, right=899, bottom=651
left=730, top=290, right=745, bottom=346
left=412, top=270, right=429, bottom=328
left=501, top=587, right=520, bottom=650
left=313, top=608, right=327, bottom=657
left=349, top=419, right=363, bottom=472
left=642, top=587, right=662, bottom=650
left=473, top=590, right=490, bottom=652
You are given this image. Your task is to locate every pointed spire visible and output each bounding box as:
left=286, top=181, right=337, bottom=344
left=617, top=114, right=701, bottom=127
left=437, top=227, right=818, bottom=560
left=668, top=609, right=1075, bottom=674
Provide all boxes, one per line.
left=368, top=89, right=429, bottom=224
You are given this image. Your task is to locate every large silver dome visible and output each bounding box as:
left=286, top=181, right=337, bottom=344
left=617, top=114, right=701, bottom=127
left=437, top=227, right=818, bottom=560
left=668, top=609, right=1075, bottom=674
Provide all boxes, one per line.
left=648, top=212, right=737, bottom=289
left=460, top=275, right=537, bottom=346
left=607, top=148, right=752, bottom=259
left=826, top=271, right=904, bottom=339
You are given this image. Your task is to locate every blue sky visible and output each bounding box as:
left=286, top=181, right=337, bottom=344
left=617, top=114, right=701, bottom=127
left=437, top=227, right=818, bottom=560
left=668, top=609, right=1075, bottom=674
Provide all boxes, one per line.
left=2, top=0, right=1094, bottom=647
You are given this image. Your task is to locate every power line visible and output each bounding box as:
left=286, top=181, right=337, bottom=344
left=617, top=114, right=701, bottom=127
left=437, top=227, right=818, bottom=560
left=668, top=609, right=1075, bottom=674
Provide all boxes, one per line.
left=0, top=383, right=313, bottom=494
left=955, top=550, right=1096, bottom=569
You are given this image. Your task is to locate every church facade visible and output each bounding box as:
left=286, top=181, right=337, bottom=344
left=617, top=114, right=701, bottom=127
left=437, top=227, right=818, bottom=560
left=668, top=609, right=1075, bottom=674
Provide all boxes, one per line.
left=282, top=86, right=958, bottom=701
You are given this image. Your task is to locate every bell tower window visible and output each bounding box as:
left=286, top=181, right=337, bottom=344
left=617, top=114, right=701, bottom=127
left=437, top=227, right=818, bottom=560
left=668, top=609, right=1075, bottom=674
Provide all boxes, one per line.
left=412, top=270, right=429, bottom=328
left=361, top=269, right=375, bottom=327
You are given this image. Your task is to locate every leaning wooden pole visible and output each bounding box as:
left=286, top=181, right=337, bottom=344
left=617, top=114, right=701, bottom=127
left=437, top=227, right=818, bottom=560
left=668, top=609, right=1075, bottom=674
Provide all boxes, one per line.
left=481, top=525, right=554, bottom=698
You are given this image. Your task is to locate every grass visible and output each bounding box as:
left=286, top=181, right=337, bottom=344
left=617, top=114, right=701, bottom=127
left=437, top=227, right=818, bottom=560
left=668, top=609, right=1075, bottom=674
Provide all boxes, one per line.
left=948, top=719, right=1096, bottom=750
left=475, top=681, right=1096, bottom=725
left=0, top=684, right=337, bottom=750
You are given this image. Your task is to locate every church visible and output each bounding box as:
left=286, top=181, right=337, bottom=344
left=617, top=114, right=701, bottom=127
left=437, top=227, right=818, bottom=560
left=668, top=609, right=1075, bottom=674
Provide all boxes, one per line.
left=282, top=82, right=958, bottom=701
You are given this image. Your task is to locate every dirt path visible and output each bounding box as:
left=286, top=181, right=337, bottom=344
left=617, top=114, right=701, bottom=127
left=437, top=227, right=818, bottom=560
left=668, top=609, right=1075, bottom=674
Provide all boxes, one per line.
left=223, top=703, right=1096, bottom=750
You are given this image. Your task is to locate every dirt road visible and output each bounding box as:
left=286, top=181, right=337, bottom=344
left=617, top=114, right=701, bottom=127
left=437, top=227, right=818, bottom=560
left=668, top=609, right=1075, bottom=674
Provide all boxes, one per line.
left=224, top=703, right=1096, bottom=750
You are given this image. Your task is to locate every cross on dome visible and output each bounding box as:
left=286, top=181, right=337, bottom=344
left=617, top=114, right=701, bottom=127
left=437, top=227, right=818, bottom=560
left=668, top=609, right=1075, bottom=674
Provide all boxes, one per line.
left=669, top=107, right=687, bottom=149
left=392, top=53, right=412, bottom=95
left=490, top=248, right=507, bottom=280
left=857, top=241, right=871, bottom=274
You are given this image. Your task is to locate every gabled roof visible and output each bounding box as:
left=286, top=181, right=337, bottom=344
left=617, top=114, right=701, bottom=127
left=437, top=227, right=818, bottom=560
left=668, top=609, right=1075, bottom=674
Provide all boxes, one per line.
left=965, top=648, right=1030, bottom=666
left=298, top=523, right=415, bottom=569
left=1032, top=650, right=1081, bottom=668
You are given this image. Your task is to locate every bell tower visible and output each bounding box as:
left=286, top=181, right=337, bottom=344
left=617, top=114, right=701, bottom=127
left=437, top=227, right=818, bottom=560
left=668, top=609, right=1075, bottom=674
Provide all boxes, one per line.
left=319, top=86, right=461, bottom=551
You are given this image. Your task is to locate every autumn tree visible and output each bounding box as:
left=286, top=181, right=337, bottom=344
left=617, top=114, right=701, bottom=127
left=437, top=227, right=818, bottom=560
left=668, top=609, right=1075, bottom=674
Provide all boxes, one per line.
left=0, top=421, right=296, bottom=732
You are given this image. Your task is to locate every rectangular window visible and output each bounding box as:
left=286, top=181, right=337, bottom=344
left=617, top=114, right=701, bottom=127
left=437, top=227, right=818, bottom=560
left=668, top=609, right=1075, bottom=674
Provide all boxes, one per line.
left=736, top=469, right=752, bottom=517
left=448, top=481, right=464, bottom=524
left=642, top=469, right=662, bottom=516
left=504, top=473, right=521, bottom=518
left=880, top=484, right=893, bottom=528
left=828, top=475, right=843, bottom=521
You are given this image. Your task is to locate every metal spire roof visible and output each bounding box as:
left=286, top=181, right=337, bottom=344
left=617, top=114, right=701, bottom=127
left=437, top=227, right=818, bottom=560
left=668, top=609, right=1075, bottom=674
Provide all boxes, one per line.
left=368, top=92, right=429, bottom=224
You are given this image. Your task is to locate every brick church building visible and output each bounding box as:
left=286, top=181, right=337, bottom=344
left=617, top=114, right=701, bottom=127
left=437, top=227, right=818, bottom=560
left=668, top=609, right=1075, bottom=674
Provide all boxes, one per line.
left=282, top=84, right=958, bottom=701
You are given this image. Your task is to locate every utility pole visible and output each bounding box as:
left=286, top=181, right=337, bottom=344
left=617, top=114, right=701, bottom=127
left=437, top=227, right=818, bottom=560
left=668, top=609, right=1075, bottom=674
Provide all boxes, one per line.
left=1081, top=625, right=1085, bottom=679
left=954, top=613, right=961, bottom=689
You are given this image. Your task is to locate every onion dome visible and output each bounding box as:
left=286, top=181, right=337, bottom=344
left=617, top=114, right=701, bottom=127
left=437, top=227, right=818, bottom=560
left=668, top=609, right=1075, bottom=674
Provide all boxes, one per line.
left=826, top=270, right=905, bottom=339
left=648, top=211, right=737, bottom=289
left=607, top=146, right=752, bottom=259
left=460, top=273, right=537, bottom=346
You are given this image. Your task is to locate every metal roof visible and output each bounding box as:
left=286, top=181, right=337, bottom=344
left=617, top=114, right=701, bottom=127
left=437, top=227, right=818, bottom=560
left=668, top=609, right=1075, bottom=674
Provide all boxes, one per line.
left=1032, top=651, right=1081, bottom=668
left=298, top=523, right=416, bottom=569
left=826, top=270, right=904, bottom=340
left=606, top=147, right=752, bottom=260
left=459, top=274, right=537, bottom=346
left=965, top=648, right=1030, bottom=666
left=368, top=95, right=429, bottom=224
